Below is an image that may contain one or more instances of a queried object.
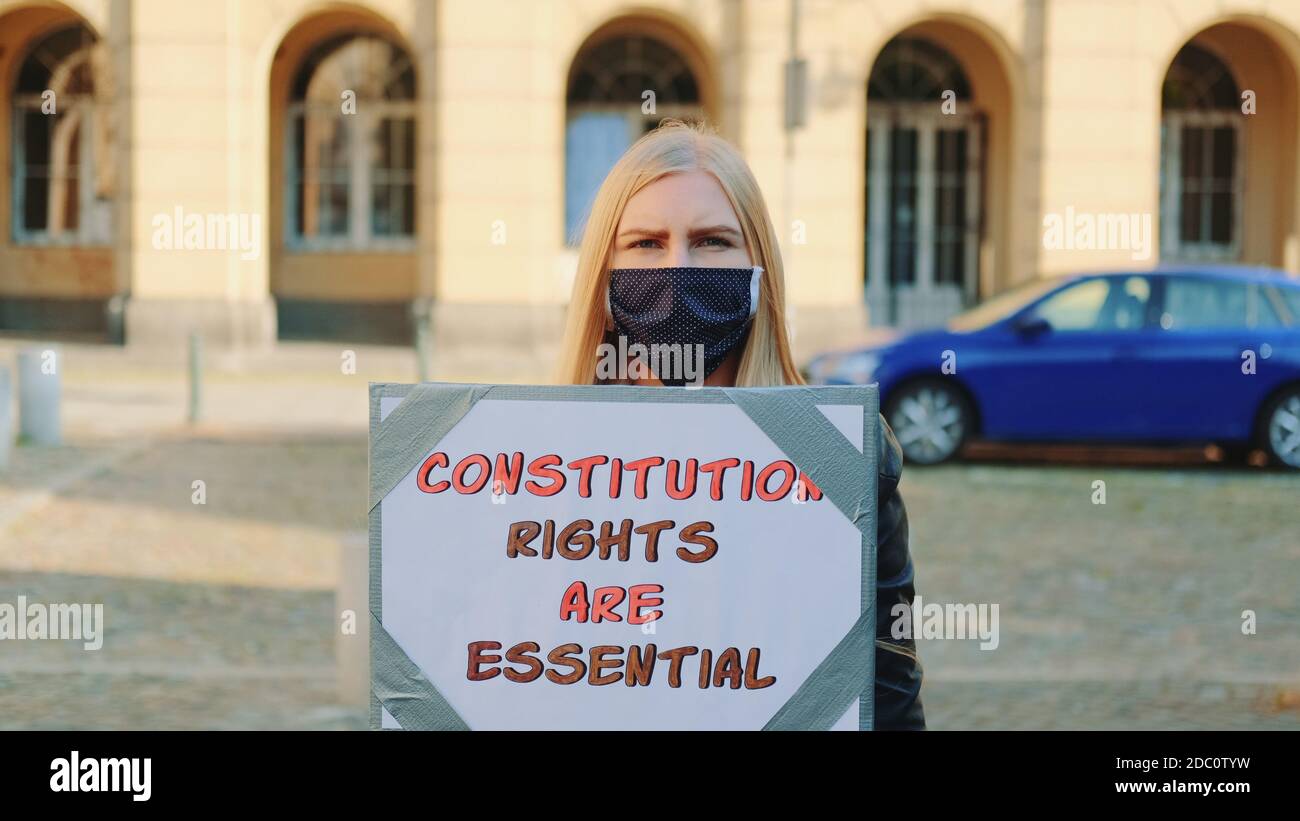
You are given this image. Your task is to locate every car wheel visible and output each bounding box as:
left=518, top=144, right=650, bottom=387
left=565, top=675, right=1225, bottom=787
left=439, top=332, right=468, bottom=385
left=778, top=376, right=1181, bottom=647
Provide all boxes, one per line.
left=885, top=379, right=972, bottom=465
left=1262, top=387, right=1300, bottom=469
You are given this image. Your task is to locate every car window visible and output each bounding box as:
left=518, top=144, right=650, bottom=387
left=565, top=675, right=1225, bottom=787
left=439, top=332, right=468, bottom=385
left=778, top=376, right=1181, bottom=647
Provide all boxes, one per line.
left=947, top=277, right=1066, bottom=331
left=1273, top=285, right=1300, bottom=325
left=1100, top=276, right=1152, bottom=330
left=1159, top=277, right=1250, bottom=330
left=1250, top=283, right=1285, bottom=329
left=1034, top=278, right=1110, bottom=330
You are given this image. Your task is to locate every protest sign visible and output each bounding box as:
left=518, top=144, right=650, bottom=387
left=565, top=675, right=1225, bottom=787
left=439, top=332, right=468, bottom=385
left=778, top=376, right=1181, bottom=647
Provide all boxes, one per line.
left=369, top=383, right=879, bottom=730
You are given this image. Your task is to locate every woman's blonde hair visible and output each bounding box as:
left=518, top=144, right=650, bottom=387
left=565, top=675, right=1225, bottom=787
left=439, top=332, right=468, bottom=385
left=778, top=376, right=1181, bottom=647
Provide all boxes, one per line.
left=555, top=120, right=803, bottom=387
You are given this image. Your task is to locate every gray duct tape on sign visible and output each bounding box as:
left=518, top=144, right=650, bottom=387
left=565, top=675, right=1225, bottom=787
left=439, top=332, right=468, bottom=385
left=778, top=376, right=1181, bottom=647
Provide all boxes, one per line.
left=370, top=611, right=469, bottom=730
left=368, top=382, right=879, bottom=731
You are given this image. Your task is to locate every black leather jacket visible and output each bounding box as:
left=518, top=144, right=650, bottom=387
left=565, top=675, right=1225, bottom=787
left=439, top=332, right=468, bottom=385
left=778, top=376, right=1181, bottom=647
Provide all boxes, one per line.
left=873, top=414, right=926, bottom=730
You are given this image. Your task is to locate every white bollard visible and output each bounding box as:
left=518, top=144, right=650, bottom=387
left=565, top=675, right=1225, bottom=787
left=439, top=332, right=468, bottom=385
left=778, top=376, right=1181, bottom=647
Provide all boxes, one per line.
left=0, top=366, right=12, bottom=470
left=17, top=346, right=61, bottom=446
left=336, top=531, right=371, bottom=708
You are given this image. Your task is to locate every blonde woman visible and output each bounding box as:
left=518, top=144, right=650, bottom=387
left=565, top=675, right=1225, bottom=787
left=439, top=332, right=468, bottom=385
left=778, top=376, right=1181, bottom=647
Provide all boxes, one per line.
left=557, top=120, right=925, bottom=730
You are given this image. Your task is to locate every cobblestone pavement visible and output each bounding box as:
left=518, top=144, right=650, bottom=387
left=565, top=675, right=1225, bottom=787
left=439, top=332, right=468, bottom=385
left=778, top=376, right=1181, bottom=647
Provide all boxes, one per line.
left=0, top=341, right=1296, bottom=729
left=901, top=463, right=1300, bottom=729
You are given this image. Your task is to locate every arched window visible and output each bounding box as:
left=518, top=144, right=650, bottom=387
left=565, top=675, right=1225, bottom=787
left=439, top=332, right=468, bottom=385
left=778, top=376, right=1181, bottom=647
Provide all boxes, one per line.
left=286, top=35, right=415, bottom=249
left=11, top=23, right=112, bottom=245
left=866, top=36, right=981, bottom=328
left=867, top=37, right=972, bottom=101
left=1160, top=43, right=1241, bottom=261
left=564, top=33, right=704, bottom=243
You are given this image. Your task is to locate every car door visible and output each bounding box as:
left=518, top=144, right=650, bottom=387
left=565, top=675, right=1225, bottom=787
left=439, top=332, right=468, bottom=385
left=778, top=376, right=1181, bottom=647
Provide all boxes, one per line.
left=971, top=275, right=1157, bottom=440
left=1135, top=275, right=1284, bottom=440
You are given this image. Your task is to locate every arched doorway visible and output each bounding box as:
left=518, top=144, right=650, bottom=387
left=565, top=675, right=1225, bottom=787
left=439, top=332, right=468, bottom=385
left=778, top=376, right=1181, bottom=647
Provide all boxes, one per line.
left=286, top=35, right=415, bottom=249
left=268, top=12, right=418, bottom=343
left=564, top=22, right=711, bottom=244
left=1159, top=43, right=1242, bottom=261
left=865, top=35, right=981, bottom=328
left=1, top=9, right=116, bottom=338
left=11, top=22, right=111, bottom=245
left=1159, top=23, right=1299, bottom=268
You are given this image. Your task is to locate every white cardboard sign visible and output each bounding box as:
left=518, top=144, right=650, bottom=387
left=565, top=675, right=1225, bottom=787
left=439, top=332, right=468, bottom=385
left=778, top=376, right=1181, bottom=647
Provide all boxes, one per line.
left=372, top=387, right=871, bottom=730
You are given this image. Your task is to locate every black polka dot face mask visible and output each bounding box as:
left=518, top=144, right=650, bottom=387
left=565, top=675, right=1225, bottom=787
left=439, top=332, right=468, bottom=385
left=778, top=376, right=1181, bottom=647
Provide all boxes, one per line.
left=606, top=266, right=763, bottom=386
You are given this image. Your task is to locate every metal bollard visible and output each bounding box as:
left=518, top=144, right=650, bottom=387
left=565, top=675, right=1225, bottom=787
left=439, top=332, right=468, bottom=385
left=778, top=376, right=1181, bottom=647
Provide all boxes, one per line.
left=188, top=331, right=202, bottom=424
left=414, top=316, right=431, bottom=384
left=0, top=366, right=12, bottom=469
left=17, top=346, right=61, bottom=446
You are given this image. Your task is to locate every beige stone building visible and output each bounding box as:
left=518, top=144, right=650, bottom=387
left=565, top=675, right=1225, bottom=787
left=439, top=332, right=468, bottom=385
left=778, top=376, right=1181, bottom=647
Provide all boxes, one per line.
left=2, top=0, right=1299, bottom=368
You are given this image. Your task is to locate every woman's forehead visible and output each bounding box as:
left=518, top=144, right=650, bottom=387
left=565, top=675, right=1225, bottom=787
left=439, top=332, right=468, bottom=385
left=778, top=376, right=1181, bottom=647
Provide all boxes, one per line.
left=620, top=171, right=741, bottom=229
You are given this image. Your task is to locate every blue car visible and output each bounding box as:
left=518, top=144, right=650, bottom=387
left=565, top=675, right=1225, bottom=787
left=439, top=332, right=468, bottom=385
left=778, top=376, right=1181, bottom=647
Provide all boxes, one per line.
left=806, top=266, right=1300, bottom=468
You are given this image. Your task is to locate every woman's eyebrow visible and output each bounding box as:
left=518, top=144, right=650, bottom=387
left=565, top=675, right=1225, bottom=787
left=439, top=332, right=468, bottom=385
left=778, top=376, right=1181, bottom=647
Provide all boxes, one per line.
left=687, top=225, right=743, bottom=239
left=616, top=225, right=744, bottom=241
left=616, top=227, right=670, bottom=241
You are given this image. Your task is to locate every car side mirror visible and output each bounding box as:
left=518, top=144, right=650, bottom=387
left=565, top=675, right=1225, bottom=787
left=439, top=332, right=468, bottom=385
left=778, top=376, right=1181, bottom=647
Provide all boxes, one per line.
left=1012, top=314, right=1052, bottom=337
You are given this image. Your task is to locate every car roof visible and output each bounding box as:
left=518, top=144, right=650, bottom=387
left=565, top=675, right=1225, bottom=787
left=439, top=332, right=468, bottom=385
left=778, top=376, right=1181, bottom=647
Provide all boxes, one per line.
left=1082, top=264, right=1300, bottom=286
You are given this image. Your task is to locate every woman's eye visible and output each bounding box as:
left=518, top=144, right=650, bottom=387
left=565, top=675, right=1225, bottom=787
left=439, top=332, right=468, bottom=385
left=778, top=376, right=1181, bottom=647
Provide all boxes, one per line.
left=697, top=236, right=734, bottom=248
left=631, top=239, right=661, bottom=249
